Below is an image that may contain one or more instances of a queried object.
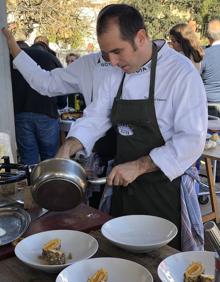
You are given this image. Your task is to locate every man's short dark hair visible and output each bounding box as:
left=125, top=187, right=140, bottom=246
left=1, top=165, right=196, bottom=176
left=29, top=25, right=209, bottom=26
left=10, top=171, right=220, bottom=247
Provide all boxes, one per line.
left=96, top=4, right=146, bottom=47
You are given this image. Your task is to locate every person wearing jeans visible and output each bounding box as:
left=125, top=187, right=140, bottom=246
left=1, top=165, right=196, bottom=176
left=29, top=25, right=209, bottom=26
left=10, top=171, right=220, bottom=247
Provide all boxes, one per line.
left=15, top=112, right=60, bottom=165
left=11, top=41, right=64, bottom=165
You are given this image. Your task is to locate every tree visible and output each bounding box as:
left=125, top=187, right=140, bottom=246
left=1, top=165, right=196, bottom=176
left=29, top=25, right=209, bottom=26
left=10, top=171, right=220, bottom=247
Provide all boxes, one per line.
left=126, top=0, right=220, bottom=39
left=200, top=0, right=220, bottom=34
left=6, top=0, right=101, bottom=49
left=126, top=0, right=193, bottom=39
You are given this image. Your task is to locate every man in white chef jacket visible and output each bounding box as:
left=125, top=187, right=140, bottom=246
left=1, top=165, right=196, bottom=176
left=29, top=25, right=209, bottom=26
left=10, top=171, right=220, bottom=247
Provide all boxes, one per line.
left=3, top=30, right=116, bottom=207
left=2, top=4, right=207, bottom=250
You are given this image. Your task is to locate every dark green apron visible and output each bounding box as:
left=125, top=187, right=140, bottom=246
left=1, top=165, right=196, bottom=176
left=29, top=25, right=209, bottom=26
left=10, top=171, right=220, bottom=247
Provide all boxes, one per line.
left=110, top=43, right=181, bottom=249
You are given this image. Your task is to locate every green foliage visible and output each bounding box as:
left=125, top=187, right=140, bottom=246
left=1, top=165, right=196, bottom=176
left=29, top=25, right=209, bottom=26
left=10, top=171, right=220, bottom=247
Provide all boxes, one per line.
left=126, top=0, right=192, bottom=39
left=125, top=0, right=220, bottom=39
left=200, top=0, right=220, bottom=33
left=6, top=0, right=95, bottom=49
left=7, top=0, right=220, bottom=46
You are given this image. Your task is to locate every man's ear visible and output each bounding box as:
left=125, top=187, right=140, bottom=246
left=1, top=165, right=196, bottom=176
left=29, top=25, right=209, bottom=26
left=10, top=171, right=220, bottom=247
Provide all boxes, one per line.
left=136, top=29, right=147, bottom=46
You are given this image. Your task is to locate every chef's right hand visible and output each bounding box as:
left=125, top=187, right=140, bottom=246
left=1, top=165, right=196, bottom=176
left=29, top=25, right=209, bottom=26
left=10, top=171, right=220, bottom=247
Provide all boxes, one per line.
left=56, top=137, right=84, bottom=159
left=1, top=27, right=21, bottom=58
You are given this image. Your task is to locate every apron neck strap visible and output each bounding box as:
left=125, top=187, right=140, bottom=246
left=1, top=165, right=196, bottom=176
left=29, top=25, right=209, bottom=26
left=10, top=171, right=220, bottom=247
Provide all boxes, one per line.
left=149, top=42, right=158, bottom=100
left=115, top=41, right=158, bottom=100
left=116, top=72, right=126, bottom=99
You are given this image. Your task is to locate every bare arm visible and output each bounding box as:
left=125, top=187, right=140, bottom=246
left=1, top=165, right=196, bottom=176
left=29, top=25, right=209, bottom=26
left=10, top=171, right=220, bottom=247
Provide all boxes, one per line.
left=2, top=27, right=21, bottom=58
left=107, top=155, right=158, bottom=187
left=56, top=137, right=84, bottom=159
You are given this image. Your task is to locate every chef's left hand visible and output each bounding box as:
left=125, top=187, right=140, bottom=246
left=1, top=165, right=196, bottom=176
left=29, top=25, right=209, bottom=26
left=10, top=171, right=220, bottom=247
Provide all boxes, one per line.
left=107, top=156, right=158, bottom=187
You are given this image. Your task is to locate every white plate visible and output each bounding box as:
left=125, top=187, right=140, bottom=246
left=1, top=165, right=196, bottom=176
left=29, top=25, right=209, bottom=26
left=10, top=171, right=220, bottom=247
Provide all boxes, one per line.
left=101, top=215, right=177, bottom=253
left=157, top=251, right=215, bottom=282
left=208, top=120, right=220, bottom=130
left=15, top=230, right=98, bottom=273
left=56, top=257, right=153, bottom=282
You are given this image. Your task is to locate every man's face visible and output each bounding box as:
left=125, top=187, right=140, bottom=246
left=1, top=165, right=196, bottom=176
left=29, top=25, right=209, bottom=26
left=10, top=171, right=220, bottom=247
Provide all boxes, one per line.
left=98, top=23, right=144, bottom=73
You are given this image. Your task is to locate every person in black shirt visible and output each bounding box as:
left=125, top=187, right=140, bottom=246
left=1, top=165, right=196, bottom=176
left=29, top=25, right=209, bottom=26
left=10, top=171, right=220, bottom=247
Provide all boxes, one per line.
left=11, top=42, right=65, bottom=165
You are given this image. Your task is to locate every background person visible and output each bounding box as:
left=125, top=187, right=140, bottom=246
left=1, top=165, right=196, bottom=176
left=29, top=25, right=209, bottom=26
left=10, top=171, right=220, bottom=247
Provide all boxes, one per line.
left=201, top=19, right=220, bottom=117
left=11, top=40, right=64, bottom=165
left=3, top=27, right=117, bottom=207
left=169, top=23, right=204, bottom=72
left=65, top=52, right=85, bottom=110
left=201, top=19, right=220, bottom=183
left=65, top=52, right=80, bottom=65
left=32, top=37, right=67, bottom=109
left=34, top=35, right=56, bottom=56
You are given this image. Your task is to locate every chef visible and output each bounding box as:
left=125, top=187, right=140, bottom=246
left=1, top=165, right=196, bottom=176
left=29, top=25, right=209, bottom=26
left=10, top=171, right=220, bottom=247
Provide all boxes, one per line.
left=58, top=4, right=207, bottom=250
left=2, top=4, right=207, bottom=250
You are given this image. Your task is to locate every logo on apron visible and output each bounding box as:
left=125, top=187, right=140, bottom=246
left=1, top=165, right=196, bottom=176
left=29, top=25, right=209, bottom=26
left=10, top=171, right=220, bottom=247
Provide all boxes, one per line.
left=118, top=124, right=134, bottom=136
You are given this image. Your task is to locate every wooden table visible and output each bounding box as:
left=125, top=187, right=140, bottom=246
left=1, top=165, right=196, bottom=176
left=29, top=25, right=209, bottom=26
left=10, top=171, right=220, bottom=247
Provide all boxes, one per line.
left=0, top=230, right=178, bottom=282
left=0, top=203, right=111, bottom=260
left=202, top=144, right=220, bottom=223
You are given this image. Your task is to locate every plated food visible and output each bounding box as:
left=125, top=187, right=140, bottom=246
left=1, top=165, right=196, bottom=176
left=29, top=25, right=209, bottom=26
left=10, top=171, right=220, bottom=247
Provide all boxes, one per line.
left=158, top=251, right=215, bottom=282
left=41, top=238, right=65, bottom=265
left=184, top=262, right=214, bottom=282
left=87, top=268, right=108, bottom=282
left=210, top=133, right=220, bottom=142
left=15, top=230, right=98, bottom=273
left=61, top=112, right=82, bottom=120
left=205, top=133, right=220, bottom=149
left=56, top=257, right=153, bottom=282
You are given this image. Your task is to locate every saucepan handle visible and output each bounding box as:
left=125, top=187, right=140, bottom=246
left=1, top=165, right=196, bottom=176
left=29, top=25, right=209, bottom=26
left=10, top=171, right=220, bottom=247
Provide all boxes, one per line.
left=88, top=177, right=107, bottom=185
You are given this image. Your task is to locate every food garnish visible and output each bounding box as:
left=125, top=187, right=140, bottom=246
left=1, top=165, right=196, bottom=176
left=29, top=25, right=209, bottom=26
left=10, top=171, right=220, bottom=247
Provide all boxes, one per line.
left=41, top=238, right=65, bottom=265
left=184, top=262, right=214, bottom=282
left=87, top=268, right=108, bottom=282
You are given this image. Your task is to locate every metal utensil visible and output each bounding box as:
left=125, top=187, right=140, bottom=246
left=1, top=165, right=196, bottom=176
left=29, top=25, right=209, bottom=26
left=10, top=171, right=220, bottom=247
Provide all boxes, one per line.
left=0, top=199, right=23, bottom=208
left=0, top=207, right=31, bottom=246
left=29, top=208, right=48, bottom=222
left=30, top=158, right=106, bottom=211
left=204, top=221, right=220, bottom=256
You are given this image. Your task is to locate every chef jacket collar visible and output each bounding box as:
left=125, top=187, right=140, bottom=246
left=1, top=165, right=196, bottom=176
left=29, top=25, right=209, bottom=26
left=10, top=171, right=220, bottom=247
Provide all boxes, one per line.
left=97, top=55, right=112, bottom=67
left=135, top=39, right=166, bottom=75
left=96, top=39, right=167, bottom=73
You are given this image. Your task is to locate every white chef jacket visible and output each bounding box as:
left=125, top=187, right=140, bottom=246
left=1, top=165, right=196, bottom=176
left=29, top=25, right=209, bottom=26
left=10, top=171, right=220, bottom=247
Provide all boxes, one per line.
left=13, top=40, right=207, bottom=181
left=13, top=51, right=115, bottom=106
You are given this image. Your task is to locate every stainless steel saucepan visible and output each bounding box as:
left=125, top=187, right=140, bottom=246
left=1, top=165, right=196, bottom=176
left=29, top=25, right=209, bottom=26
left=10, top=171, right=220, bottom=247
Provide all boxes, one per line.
left=30, top=158, right=106, bottom=211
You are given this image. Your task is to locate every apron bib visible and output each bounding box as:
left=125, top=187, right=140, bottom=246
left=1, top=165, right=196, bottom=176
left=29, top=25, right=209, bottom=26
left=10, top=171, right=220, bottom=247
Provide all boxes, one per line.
left=110, top=43, right=181, bottom=249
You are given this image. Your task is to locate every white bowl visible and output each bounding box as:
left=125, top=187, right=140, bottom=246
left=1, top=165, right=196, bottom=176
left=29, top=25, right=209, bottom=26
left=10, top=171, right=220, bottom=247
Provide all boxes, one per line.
left=56, top=257, right=153, bottom=282
left=15, top=230, right=98, bottom=273
left=101, top=215, right=177, bottom=253
left=158, top=251, right=215, bottom=282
